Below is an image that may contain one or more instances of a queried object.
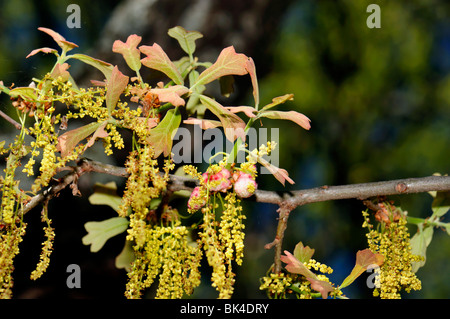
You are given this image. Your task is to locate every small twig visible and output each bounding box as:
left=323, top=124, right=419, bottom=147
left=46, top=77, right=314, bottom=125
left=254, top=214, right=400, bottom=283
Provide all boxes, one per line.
left=0, top=110, right=22, bottom=130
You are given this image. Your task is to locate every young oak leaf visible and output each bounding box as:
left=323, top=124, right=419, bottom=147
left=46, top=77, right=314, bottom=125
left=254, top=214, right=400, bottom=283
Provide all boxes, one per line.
left=307, top=278, right=335, bottom=299
left=224, top=106, right=257, bottom=118
left=105, top=66, right=129, bottom=115
left=194, top=46, right=249, bottom=87
left=112, top=34, right=142, bottom=71
left=82, top=217, right=129, bottom=253
left=57, top=121, right=105, bottom=157
left=259, top=110, right=311, bottom=131
left=260, top=94, right=294, bottom=111
left=50, top=63, right=71, bottom=82
left=150, top=85, right=189, bottom=107
left=68, top=54, right=114, bottom=80
left=293, top=242, right=315, bottom=263
left=199, top=94, right=246, bottom=142
left=26, top=47, right=58, bottom=59
left=183, top=118, right=222, bottom=130
left=248, top=154, right=295, bottom=185
left=168, top=26, right=203, bottom=56
left=245, top=57, right=259, bottom=108
left=146, top=108, right=182, bottom=157
left=339, top=249, right=384, bottom=289
left=140, top=43, right=184, bottom=85
left=88, top=181, right=123, bottom=213
left=37, top=27, right=78, bottom=52
left=280, top=250, right=317, bottom=279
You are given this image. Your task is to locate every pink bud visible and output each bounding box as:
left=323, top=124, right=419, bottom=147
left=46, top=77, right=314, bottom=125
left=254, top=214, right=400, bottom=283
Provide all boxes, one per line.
left=203, top=168, right=232, bottom=192
left=187, top=186, right=206, bottom=211
left=234, top=173, right=257, bottom=198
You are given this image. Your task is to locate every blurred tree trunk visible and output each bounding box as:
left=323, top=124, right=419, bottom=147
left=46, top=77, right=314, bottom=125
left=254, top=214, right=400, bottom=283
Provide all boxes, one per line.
left=76, top=0, right=293, bottom=90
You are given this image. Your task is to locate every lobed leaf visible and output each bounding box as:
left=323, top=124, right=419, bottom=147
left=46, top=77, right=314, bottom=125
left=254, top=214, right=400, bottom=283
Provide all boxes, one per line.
left=293, top=242, right=315, bottom=263
left=195, top=46, right=249, bottom=87
left=339, top=249, right=384, bottom=289
left=199, top=94, right=246, bottom=142
left=88, top=181, right=123, bottom=212
left=105, top=66, right=129, bottom=115
left=168, top=26, right=203, bottom=56
left=82, top=217, right=129, bottom=253
left=280, top=250, right=317, bottom=279
left=112, top=34, right=142, bottom=71
left=50, top=63, right=71, bottom=82
left=146, top=108, right=182, bottom=157
left=307, top=278, right=335, bottom=299
left=140, top=43, right=184, bottom=85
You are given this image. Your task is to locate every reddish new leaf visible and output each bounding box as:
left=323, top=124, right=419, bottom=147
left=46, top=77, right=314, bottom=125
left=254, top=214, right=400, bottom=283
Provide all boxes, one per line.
left=307, top=278, right=335, bottom=299
left=140, top=43, right=183, bottom=85
left=26, top=47, right=58, bottom=59
left=38, top=27, right=78, bottom=52
left=51, top=63, right=70, bottom=82
left=224, top=106, right=257, bottom=118
left=147, top=108, right=182, bottom=157
left=195, top=46, right=249, bottom=87
left=280, top=250, right=317, bottom=279
left=245, top=58, right=259, bottom=108
left=199, top=94, right=246, bottom=142
left=250, top=155, right=295, bottom=185
left=57, top=122, right=104, bottom=157
left=105, top=66, right=129, bottom=115
left=85, top=122, right=109, bottom=149
left=113, top=34, right=142, bottom=71
left=339, top=249, right=384, bottom=289
left=259, top=110, right=311, bottom=130
left=150, top=85, right=189, bottom=107
left=183, top=118, right=222, bottom=130
left=260, top=94, right=294, bottom=111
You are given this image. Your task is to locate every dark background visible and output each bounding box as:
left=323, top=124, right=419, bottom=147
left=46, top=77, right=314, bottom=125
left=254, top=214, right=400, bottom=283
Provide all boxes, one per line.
left=0, top=0, right=449, bottom=299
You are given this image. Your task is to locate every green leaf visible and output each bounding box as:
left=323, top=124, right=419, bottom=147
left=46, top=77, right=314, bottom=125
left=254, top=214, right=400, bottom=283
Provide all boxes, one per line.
left=293, top=242, right=315, bottom=263
left=82, top=217, right=129, bottom=253
left=259, top=110, right=311, bottom=130
left=430, top=191, right=450, bottom=218
left=146, top=108, right=182, bottom=157
left=339, top=249, right=384, bottom=289
left=410, top=226, right=434, bottom=273
left=57, top=121, right=104, bottom=157
left=105, top=66, right=129, bottom=115
left=9, top=87, right=38, bottom=100
left=88, top=182, right=123, bottom=212
left=140, top=43, right=184, bottom=85
left=260, top=94, right=294, bottom=111
left=112, top=34, right=142, bottom=71
left=68, top=53, right=114, bottom=80
left=194, top=46, right=249, bottom=87
left=115, top=240, right=134, bottom=271
left=199, top=94, right=246, bottom=142
left=168, top=26, right=203, bottom=56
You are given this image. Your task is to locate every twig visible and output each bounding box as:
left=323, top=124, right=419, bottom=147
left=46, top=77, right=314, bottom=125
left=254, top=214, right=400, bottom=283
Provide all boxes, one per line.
left=0, top=110, right=22, bottom=130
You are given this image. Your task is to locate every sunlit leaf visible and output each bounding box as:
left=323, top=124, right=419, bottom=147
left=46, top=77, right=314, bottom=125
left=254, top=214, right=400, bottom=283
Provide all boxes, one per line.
left=38, top=27, right=78, bottom=52
left=195, top=46, right=249, bottom=87
left=113, top=34, right=142, bottom=71
left=82, top=217, right=129, bottom=253
left=105, top=66, right=129, bottom=115
left=9, top=87, right=38, bottom=100
left=245, top=57, right=259, bottom=108
left=115, top=240, right=134, bottom=271
left=150, top=85, right=189, bottom=107
left=68, top=53, right=114, bottom=80
left=183, top=118, right=222, bottom=130
left=339, top=249, right=384, bottom=289
left=199, top=94, right=246, bottom=142
left=293, top=242, right=315, bottom=263
left=224, top=106, right=257, bottom=118
left=26, top=47, right=58, bottom=59
left=168, top=26, right=203, bottom=56
left=147, top=108, right=182, bottom=157
left=259, top=110, right=311, bottom=130
left=88, top=181, right=123, bottom=212
left=140, top=43, right=183, bottom=85
left=260, top=94, right=294, bottom=111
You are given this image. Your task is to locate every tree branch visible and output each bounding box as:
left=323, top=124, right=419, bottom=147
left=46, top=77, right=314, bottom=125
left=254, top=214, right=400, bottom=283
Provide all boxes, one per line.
left=20, top=158, right=450, bottom=274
